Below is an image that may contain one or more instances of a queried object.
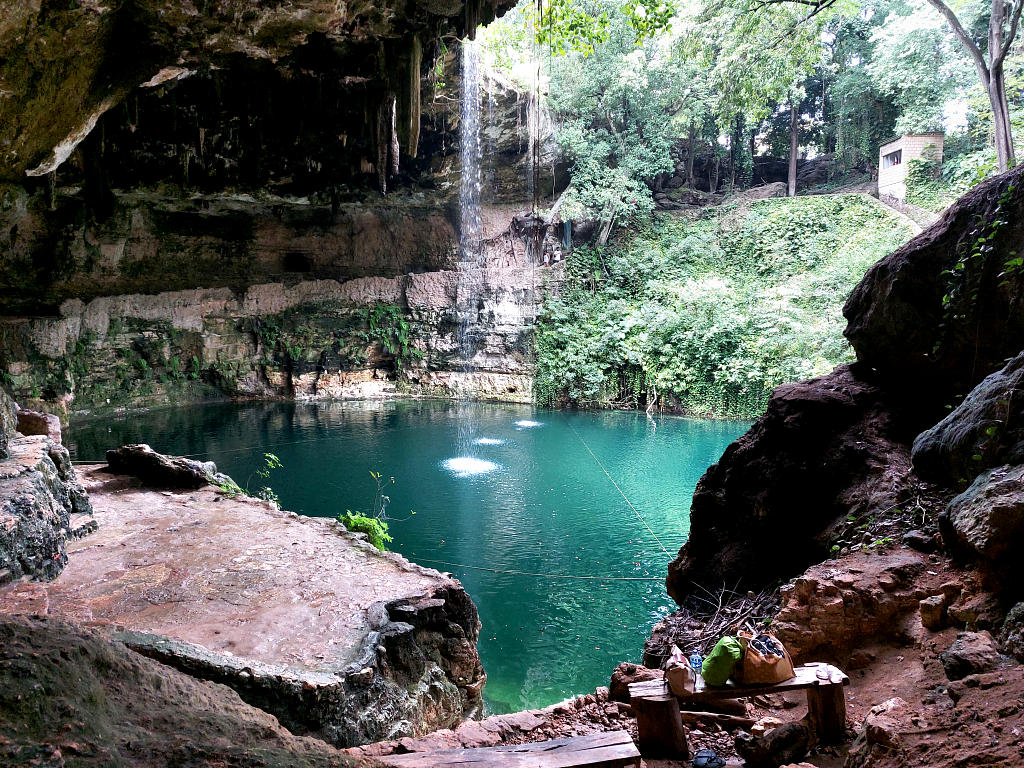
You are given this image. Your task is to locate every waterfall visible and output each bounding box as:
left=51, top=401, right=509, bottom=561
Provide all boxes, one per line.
left=459, top=38, right=482, bottom=263
left=454, top=36, right=484, bottom=402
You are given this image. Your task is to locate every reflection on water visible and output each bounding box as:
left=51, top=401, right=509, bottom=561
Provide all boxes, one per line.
left=69, top=400, right=749, bottom=712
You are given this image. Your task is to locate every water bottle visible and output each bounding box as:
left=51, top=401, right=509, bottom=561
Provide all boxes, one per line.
left=689, top=652, right=703, bottom=673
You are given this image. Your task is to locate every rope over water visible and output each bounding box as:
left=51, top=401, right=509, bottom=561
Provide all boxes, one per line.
left=410, top=557, right=663, bottom=581
left=568, top=423, right=671, bottom=556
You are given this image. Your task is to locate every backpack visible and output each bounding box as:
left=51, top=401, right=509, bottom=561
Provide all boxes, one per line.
left=701, top=635, right=744, bottom=687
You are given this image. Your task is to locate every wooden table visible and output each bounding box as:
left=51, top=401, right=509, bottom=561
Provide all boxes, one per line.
left=628, top=662, right=850, bottom=757
left=377, top=731, right=641, bottom=768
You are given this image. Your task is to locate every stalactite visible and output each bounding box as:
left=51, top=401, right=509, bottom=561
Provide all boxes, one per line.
left=389, top=96, right=400, bottom=176
left=393, top=35, right=422, bottom=159
left=406, top=36, right=422, bottom=157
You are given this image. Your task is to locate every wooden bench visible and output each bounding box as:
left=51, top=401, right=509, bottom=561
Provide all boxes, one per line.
left=628, top=662, right=850, bottom=757
left=376, top=731, right=640, bottom=768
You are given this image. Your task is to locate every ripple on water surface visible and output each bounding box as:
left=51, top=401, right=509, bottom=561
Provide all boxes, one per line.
left=473, top=437, right=505, bottom=446
left=442, top=456, right=500, bottom=476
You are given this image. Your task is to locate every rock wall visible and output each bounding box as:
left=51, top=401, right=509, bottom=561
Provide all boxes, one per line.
left=1, top=263, right=561, bottom=418
left=0, top=388, right=94, bottom=583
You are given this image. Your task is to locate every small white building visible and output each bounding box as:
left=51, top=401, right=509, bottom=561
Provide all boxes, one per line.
left=878, top=133, right=944, bottom=201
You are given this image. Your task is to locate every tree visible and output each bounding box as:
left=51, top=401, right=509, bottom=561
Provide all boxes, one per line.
left=680, top=0, right=824, bottom=196
left=757, top=0, right=1021, bottom=172
left=924, top=0, right=1021, bottom=171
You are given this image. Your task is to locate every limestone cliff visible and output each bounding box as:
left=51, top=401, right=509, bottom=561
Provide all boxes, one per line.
left=0, top=388, right=94, bottom=583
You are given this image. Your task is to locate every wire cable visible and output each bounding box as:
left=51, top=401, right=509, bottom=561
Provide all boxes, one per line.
left=568, top=423, right=671, bottom=556
left=409, top=556, right=662, bottom=581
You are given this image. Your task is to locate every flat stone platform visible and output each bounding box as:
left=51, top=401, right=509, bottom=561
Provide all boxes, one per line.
left=0, top=466, right=486, bottom=746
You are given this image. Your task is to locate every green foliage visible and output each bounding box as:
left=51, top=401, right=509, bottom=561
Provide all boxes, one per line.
left=535, top=195, right=915, bottom=417
left=360, top=303, right=424, bottom=370
left=905, top=157, right=970, bottom=212
left=935, top=181, right=1018, bottom=353
left=339, top=511, right=393, bottom=551
left=337, top=470, right=414, bottom=551
left=544, top=4, right=685, bottom=225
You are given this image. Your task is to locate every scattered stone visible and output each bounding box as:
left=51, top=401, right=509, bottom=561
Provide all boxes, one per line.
left=105, top=444, right=218, bottom=489
left=846, top=697, right=913, bottom=768
left=16, top=409, right=62, bottom=443
left=750, top=716, right=784, bottom=737
left=504, top=711, right=544, bottom=732
left=902, top=529, right=936, bottom=553
left=919, top=594, right=949, bottom=631
left=734, top=722, right=810, bottom=768
left=940, top=631, right=1001, bottom=680
left=947, top=590, right=1003, bottom=630
left=609, top=662, right=662, bottom=702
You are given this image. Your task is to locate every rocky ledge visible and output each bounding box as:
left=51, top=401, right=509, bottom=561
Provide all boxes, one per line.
left=0, top=466, right=485, bottom=747
left=0, top=389, right=94, bottom=583
left=0, top=614, right=366, bottom=768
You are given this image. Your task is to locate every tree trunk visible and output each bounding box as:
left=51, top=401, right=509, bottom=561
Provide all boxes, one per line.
left=788, top=102, right=798, bottom=197
left=687, top=122, right=696, bottom=188
left=925, top=0, right=1020, bottom=172
left=989, top=64, right=1015, bottom=171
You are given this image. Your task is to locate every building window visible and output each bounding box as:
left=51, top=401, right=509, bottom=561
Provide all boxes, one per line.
left=883, top=150, right=902, bottom=169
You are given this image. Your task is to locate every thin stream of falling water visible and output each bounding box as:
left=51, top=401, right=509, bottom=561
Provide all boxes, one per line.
left=456, top=36, right=484, bottom=446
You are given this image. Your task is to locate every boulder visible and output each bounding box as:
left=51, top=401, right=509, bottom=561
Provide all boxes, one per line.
left=667, top=364, right=912, bottom=597
left=771, top=549, right=932, bottom=661
left=16, top=408, right=62, bottom=444
left=912, top=349, right=1024, bottom=486
left=919, top=594, right=949, bottom=631
left=940, top=464, right=1024, bottom=583
left=0, top=615, right=366, bottom=767
left=999, top=602, right=1024, bottom=662
left=940, top=631, right=1001, bottom=680
left=105, top=444, right=217, bottom=489
left=845, top=166, right=1024, bottom=404
left=609, top=662, right=662, bottom=703
left=734, top=722, right=810, bottom=768
left=846, top=697, right=913, bottom=768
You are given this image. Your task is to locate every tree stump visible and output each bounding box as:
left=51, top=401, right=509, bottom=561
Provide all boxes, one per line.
left=806, top=682, right=847, bottom=744
left=632, top=691, right=689, bottom=758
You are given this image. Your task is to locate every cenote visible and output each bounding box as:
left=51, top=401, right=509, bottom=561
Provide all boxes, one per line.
left=69, top=400, right=749, bottom=713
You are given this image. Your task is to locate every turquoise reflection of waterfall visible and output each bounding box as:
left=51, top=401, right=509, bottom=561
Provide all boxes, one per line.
left=69, top=400, right=749, bottom=713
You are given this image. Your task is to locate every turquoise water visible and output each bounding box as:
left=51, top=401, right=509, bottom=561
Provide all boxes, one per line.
left=69, top=400, right=748, bottom=712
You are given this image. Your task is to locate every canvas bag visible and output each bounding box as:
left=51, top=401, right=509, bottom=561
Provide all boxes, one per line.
left=735, top=630, right=795, bottom=685
left=664, top=645, right=696, bottom=697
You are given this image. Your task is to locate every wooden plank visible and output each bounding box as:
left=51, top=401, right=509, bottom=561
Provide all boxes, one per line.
left=377, top=731, right=640, bottom=768
left=629, top=664, right=849, bottom=703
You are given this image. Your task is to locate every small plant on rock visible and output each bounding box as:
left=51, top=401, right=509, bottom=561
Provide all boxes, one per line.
left=338, top=470, right=415, bottom=551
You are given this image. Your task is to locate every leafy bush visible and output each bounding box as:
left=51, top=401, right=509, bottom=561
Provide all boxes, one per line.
left=536, top=194, right=916, bottom=417
left=339, top=511, right=393, bottom=551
